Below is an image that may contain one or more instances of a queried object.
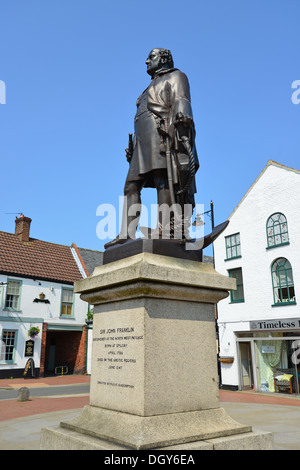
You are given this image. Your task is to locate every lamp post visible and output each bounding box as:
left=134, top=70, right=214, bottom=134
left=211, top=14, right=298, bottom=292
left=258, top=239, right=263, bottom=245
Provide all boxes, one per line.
left=192, top=200, right=215, bottom=235
left=192, top=200, right=221, bottom=385
left=210, top=200, right=214, bottom=230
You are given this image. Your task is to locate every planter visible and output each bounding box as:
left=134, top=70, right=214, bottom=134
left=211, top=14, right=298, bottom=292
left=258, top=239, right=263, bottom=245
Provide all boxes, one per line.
left=219, top=357, right=234, bottom=364
left=28, top=327, right=40, bottom=339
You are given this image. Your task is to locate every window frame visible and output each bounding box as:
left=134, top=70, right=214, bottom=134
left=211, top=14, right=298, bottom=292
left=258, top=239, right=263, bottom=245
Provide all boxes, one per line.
left=228, top=267, right=245, bottom=303
left=4, top=279, right=22, bottom=311
left=0, top=285, right=3, bottom=309
left=60, top=287, right=74, bottom=318
left=0, top=329, right=18, bottom=364
left=225, top=233, right=241, bottom=261
left=266, top=213, right=289, bottom=249
left=271, top=257, right=296, bottom=306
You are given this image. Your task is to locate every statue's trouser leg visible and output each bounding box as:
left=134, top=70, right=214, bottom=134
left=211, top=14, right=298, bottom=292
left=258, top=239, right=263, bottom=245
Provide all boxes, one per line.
left=121, top=183, right=173, bottom=239
left=156, top=188, right=172, bottom=236
left=120, top=180, right=143, bottom=239
left=157, top=188, right=191, bottom=239
left=157, top=188, right=171, bottom=207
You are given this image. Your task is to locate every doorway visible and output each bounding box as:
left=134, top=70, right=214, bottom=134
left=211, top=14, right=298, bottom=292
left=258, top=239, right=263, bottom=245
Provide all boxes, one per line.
left=47, top=337, right=56, bottom=373
left=43, top=329, right=86, bottom=376
left=239, top=342, right=253, bottom=389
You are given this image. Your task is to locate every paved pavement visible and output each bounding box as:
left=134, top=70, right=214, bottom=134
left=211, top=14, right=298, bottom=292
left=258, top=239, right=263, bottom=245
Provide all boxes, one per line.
left=1, top=376, right=300, bottom=450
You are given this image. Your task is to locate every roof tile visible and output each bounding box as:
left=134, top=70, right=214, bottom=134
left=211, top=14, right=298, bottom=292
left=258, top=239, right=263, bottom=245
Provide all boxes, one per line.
left=0, top=231, right=82, bottom=284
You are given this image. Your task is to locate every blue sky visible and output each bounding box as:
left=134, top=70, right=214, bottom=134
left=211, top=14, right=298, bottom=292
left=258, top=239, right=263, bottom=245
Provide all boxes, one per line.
left=0, top=0, right=299, bottom=256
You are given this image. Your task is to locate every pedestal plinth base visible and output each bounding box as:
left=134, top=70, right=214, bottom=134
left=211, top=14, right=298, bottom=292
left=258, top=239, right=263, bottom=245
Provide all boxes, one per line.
left=40, top=405, right=273, bottom=450
left=40, top=252, right=273, bottom=450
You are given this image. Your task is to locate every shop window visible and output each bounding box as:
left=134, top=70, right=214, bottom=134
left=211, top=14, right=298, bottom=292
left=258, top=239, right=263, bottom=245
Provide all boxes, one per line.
left=60, top=288, right=74, bottom=317
left=266, top=213, right=289, bottom=248
left=271, top=258, right=296, bottom=306
left=5, top=279, right=22, bottom=311
left=255, top=335, right=300, bottom=395
left=228, top=267, right=245, bottom=303
left=0, top=330, right=17, bottom=363
left=225, top=233, right=241, bottom=260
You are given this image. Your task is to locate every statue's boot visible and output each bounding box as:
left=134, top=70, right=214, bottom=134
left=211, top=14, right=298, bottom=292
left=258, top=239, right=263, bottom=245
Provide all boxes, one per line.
left=104, top=184, right=141, bottom=250
left=104, top=235, right=132, bottom=249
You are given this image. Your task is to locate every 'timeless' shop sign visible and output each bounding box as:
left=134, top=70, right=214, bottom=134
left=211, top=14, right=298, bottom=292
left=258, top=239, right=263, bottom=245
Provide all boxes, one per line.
left=250, top=319, right=300, bottom=331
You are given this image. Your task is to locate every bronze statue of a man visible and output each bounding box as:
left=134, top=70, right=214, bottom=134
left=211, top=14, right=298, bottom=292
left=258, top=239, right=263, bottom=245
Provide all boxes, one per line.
left=105, top=48, right=199, bottom=248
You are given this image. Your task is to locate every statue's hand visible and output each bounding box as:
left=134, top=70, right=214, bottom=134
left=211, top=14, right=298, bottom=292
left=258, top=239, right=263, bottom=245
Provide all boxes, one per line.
left=174, top=112, right=193, bottom=129
left=125, top=148, right=133, bottom=163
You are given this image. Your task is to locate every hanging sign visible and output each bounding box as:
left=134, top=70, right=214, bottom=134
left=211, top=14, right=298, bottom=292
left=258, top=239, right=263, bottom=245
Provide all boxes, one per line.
left=24, top=340, right=34, bottom=357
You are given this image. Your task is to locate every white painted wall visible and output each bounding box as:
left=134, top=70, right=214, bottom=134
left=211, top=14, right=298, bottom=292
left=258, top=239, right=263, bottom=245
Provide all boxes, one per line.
left=214, top=162, right=300, bottom=387
left=0, top=274, right=89, bottom=373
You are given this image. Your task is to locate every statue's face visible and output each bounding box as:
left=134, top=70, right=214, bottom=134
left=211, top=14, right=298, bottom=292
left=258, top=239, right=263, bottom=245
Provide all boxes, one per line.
left=145, top=49, right=163, bottom=77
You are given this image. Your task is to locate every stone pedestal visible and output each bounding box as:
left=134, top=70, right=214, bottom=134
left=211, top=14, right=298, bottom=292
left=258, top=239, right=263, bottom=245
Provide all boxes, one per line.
left=40, top=252, right=273, bottom=450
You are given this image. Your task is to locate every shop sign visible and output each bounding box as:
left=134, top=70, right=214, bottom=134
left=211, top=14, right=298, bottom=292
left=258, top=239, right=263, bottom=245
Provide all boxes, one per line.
left=23, top=358, right=35, bottom=377
left=24, top=339, right=34, bottom=357
left=262, top=345, right=275, bottom=354
left=250, top=318, right=300, bottom=331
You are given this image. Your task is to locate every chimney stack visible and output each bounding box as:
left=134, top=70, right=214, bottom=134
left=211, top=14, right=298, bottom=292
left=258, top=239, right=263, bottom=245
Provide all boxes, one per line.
left=15, top=214, right=32, bottom=242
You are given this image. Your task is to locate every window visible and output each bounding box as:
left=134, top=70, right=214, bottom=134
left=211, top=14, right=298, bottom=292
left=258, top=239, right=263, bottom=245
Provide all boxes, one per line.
left=60, top=288, right=74, bottom=316
left=0, top=330, right=17, bottom=363
left=271, top=258, right=296, bottom=305
left=5, top=280, right=22, bottom=310
left=228, top=268, right=245, bottom=303
left=266, top=213, right=289, bottom=248
left=225, top=233, right=241, bottom=260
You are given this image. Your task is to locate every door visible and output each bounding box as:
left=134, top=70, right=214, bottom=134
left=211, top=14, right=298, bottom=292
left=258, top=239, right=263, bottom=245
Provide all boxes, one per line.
left=47, top=337, right=56, bottom=373
left=239, top=342, right=253, bottom=389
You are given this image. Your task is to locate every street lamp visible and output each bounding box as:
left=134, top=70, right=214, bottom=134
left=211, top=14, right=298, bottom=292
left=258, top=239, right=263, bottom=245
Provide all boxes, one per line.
left=192, top=200, right=215, bottom=231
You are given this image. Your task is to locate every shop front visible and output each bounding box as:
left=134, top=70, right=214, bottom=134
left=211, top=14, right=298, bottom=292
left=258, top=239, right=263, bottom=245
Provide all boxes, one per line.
left=236, top=318, right=300, bottom=395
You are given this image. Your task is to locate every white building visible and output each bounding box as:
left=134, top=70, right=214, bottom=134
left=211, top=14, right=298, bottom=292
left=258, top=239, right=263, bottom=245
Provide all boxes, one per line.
left=214, top=160, right=300, bottom=395
left=0, top=215, right=102, bottom=378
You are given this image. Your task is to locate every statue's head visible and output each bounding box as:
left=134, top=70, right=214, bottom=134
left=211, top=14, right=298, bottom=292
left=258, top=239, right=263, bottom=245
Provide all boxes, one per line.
left=146, top=48, right=174, bottom=78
